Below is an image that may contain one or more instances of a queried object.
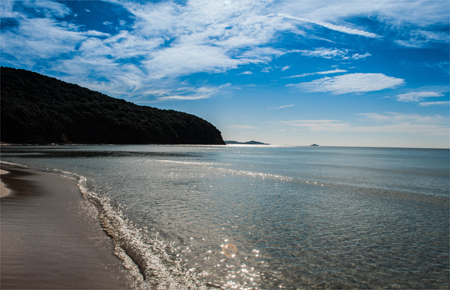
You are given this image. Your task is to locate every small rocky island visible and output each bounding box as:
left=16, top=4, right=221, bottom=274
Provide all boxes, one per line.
left=225, top=140, right=270, bottom=145
left=1, top=67, right=225, bottom=145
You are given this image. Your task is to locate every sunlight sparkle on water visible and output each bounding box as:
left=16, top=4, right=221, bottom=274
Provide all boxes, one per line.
left=222, top=243, right=238, bottom=258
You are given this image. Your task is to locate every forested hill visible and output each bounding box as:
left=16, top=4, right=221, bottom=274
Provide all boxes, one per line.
left=1, top=67, right=225, bottom=145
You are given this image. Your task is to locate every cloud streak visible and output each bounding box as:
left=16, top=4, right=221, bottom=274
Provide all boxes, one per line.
left=289, top=73, right=405, bottom=94
left=294, top=48, right=371, bottom=60
left=395, top=91, right=444, bottom=102
left=419, top=101, right=450, bottom=107
left=280, top=112, right=448, bottom=135
left=275, top=104, right=294, bottom=109
left=279, top=13, right=380, bottom=38
left=230, top=125, right=260, bottom=130
left=283, top=69, right=347, bottom=78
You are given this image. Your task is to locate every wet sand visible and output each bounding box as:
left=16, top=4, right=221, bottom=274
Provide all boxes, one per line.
left=1, top=170, right=11, bottom=197
left=0, top=164, right=135, bottom=289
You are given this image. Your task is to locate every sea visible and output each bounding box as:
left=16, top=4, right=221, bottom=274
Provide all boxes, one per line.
left=1, top=145, right=449, bottom=289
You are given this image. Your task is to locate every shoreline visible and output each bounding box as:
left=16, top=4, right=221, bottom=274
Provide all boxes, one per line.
left=1, top=169, right=11, bottom=197
left=0, top=163, right=136, bottom=289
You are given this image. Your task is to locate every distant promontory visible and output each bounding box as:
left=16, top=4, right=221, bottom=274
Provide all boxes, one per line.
left=225, top=140, right=269, bottom=145
left=0, top=67, right=225, bottom=145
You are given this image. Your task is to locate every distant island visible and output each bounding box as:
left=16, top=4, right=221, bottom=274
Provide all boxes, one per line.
left=1, top=67, right=225, bottom=145
left=225, top=140, right=269, bottom=145
left=310, top=144, right=319, bottom=146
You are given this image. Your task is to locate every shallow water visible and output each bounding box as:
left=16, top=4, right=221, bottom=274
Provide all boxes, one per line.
left=2, top=145, right=449, bottom=289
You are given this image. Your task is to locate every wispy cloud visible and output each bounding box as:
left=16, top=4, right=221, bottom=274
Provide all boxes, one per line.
left=2, top=0, right=292, bottom=99
left=280, top=112, right=448, bottom=135
left=289, top=73, right=404, bottom=94
left=155, top=83, right=232, bottom=101
left=351, top=52, right=371, bottom=59
left=395, top=30, right=450, bottom=48
left=240, top=71, right=253, bottom=75
left=1, top=0, right=447, bottom=103
left=277, top=0, right=448, bottom=28
left=230, top=125, right=260, bottom=130
left=283, top=69, right=347, bottom=78
left=281, top=66, right=291, bottom=71
left=419, top=101, right=450, bottom=107
left=294, top=48, right=371, bottom=60
left=274, top=104, right=294, bottom=109
left=359, top=112, right=444, bottom=124
left=395, top=91, right=444, bottom=102
left=280, top=119, right=350, bottom=131
left=279, top=13, right=380, bottom=38
left=424, top=62, right=450, bottom=74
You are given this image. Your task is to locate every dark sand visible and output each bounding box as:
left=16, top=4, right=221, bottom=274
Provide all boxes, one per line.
left=1, top=164, right=135, bottom=289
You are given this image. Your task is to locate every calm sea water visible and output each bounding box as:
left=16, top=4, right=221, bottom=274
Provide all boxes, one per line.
left=2, top=145, right=449, bottom=289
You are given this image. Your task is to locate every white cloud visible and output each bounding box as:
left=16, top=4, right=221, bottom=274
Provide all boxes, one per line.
left=280, top=120, right=351, bottom=131
left=281, top=112, right=448, bottom=135
left=16, top=0, right=71, bottom=18
left=284, top=68, right=347, bottom=78
left=277, top=0, right=448, bottom=28
left=277, top=0, right=448, bottom=51
left=1, top=17, right=85, bottom=62
left=275, top=104, right=294, bottom=109
left=395, top=91, right=444, bottom=102
left=83, top=30, right=111, bottom=37
left=155, top=84, right=225, bottom=101
left=144, top=44, right=244, bottom=79
left=351, top=52, right=371, bottom=59
left=134, top=82, right=233, bottom=102
left=395, top=30, right=450, bottom=48
left=279, top=13, right=380, bottom=38
left=358, top=112, right=444, bottom=124
left=1, top=0, right=447, bottom=103
left=240, top=71, right=253, bottom=75
left=281, top=66, right=291, bottom=71
left=424, top=62, right=450, bottom=74
left=294, top=48, right=371, bottom=60
left=419, top=101, right=450, bottom=107
left=157, top=95, right=211, bottom=101
left=0, top=1, right=20, bottom=18
left=289, top=73, right=405, bottom=94
left=230, top=125, right=261, bottom=130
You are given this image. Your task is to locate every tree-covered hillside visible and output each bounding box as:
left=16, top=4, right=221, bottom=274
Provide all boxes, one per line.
left=1, top=67, right=225, bottom=145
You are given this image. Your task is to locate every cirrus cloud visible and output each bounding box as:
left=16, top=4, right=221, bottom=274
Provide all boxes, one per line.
left=283, top=68, right=347, bottom=78
left=0, top=0, right=447, bottom=103
left=280, top=112, right=448, bottom=135
left=289, top=73, right=405, bottom=94
left=419, top=101, right=450, bottom=107
left=395, top=91, right=444, bottom=102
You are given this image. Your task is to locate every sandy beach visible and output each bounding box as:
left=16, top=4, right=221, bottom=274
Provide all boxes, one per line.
left=1, top=170, right=11, bottom=197
left=0, top=164, right=135, bottom=289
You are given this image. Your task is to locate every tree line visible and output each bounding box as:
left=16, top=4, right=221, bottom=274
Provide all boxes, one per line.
left=1, top=67, right=225, bottom=145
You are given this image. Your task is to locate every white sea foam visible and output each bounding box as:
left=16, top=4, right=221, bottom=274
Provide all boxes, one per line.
left=77, top=176, right=214, bottom=290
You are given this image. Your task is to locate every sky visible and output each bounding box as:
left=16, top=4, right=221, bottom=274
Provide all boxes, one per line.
left=1, top=0, right=449, bottom=148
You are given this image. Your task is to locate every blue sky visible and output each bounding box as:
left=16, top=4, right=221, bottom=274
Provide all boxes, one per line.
left=1, top=0, right=449, bottom=148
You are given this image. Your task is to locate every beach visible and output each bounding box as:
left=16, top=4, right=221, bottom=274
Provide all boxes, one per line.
left=0, top=163, right=135, bottom=289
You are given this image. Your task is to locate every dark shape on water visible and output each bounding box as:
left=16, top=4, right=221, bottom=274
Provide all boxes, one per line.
left=0, top=67, right=225, bottom=145
left=225, top=140, right=269, bottom=145
left=310, top=144, right=319, bottom=146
